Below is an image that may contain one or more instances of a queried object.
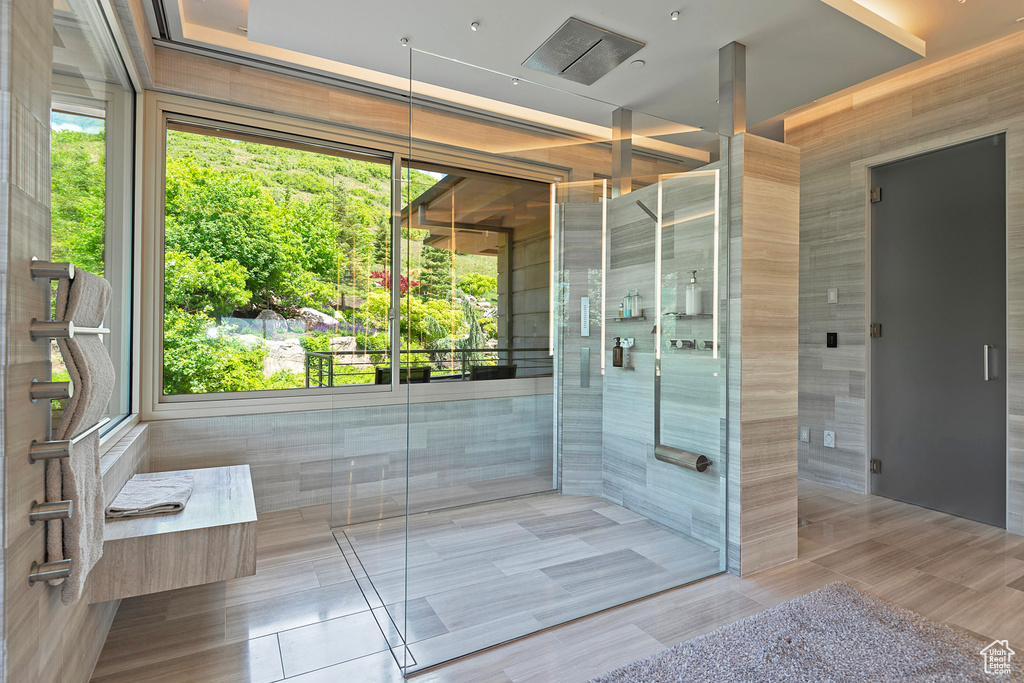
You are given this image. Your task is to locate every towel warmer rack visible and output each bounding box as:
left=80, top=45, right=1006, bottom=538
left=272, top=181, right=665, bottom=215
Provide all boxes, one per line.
left=26, top=256, right=108, bottom=586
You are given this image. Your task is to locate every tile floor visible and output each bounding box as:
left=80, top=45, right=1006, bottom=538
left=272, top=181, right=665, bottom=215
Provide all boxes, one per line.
left=90, top=480, right=1024, bottom=682
left=335, top=493, right=722, bottom=672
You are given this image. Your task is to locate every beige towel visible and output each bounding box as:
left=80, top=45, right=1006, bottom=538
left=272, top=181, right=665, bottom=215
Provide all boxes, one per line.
left=46, top=270, right=114, bottom=605
left=106, top=473, right=194, bottom=518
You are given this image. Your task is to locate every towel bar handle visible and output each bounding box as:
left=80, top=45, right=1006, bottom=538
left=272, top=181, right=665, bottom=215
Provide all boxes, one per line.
left=30, top=379, right=73, bottom=402
left=28, top=418, right=110, bottom=463
left=28, top=559, right=72, bottom=585
left=29, top=500, right=73, bottom=524
left=30, top=258, right=75, bottom=281
left=71, top=417, right=110, bottom=445
left=28, top=440, right=70, bottom=462
left=29, top=319, right=109, bottom=340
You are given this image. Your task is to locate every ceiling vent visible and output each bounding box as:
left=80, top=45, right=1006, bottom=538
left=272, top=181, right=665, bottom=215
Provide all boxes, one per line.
left=522, top=18, right=644, bottom=86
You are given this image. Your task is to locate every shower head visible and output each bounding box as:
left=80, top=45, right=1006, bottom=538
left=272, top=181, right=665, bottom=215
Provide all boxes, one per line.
left=635, top=200, right=658, bottom=223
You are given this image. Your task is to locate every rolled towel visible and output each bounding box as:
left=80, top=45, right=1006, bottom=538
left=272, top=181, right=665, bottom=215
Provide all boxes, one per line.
left=105, top=473, right=195, bottom=518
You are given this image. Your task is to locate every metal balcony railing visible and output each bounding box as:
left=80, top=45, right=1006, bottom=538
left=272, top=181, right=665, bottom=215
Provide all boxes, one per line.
left=304, top=347, right=552, bottom=388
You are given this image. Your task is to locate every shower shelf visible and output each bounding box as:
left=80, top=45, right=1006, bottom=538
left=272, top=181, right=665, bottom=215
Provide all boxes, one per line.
left=612, top=316, right=646, bottom=322
left=672, top=314, right=713, bottom=320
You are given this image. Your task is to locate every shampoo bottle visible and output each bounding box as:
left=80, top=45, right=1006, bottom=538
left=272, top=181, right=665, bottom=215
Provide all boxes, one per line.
left=685, top=271, right=703, bottom=316
left=612, top=337, right=624, bottom=367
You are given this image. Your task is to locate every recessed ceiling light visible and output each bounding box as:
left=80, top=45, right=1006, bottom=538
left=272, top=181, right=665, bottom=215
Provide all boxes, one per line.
left=512, top=78, right=520, bottom=85
left=670, top=10, right=680, bottom=20
left=630, top=60, right=645, bottom=69
left=400, top=37, right=409, bottom=46
left=471, top=22, right=480, bottom=31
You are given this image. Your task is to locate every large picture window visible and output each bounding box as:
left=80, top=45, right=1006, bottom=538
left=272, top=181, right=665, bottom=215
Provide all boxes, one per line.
left=161, top=124, right=395, bottom=395
left=160, top=123, right=552, bottom=397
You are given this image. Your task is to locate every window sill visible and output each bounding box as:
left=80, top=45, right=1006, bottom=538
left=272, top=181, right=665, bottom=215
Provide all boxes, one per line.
left=142, top=376, right=554, bottom=421
left=99, top=413, right=141, bottom=457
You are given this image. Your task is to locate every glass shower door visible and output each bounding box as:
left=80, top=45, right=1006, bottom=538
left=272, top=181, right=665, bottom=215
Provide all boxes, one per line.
left=339, top=48, right=731, bottom=676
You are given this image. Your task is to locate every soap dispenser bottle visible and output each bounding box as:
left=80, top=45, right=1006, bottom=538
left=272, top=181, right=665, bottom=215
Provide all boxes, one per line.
left=612, top=337, right=623, bottom=367
left=685, top=271, right=703, bottom=316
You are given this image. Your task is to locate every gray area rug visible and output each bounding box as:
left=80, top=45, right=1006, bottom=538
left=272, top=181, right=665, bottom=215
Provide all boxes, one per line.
left=591, top=582, right=1024, bottom=682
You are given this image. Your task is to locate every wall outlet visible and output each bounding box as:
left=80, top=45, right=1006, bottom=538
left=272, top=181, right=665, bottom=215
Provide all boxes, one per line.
left=827, top=288, right=838, bottom=304
left=800, top=427, right=809, bottom=443
left=824, top=430, right=836, bottom=448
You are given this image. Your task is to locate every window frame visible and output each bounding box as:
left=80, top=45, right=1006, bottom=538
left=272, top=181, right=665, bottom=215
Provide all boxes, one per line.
left=160, top=115, right=400, bottom=401
left=51, top=0, right=146, bottom=453
left=142, top=94, right=561, bottom=420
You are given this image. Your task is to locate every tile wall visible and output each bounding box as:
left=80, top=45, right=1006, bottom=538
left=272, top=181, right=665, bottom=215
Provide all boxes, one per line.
left=786, top=31, right=1024, bottom=533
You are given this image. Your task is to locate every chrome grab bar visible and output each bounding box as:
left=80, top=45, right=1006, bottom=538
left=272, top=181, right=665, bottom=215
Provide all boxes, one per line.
left=29, top=319, right=109, bottom=340
left=29, top=500, right=73, bottom=524
left=654, top=444, right=713, bottom=473
left=28, top=559, right=72, bottom=585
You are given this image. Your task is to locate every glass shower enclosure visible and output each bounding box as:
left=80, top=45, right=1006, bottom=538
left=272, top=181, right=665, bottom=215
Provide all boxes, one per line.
left=332, top=49, right=730, bottom=675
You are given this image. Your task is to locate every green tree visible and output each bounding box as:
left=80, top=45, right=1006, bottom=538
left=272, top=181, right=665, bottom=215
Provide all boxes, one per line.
left=457, top=273, right=497, bottom=299
left=419, top=245, right=452, bottom=300
left=164, top=157, right=341, bottom=313
left=165, top=157, right=287, bottom=308
left=162, top=308, right=270, bottom=394
left=51, top=130, right=105, bottom=276
left=372, top=226, right=390, bottom=267
left=164, top=250, right=251, bottom=317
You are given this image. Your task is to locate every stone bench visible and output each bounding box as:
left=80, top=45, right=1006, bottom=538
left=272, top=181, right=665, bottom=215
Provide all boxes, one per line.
left=88, top=465, right=257, bottom=604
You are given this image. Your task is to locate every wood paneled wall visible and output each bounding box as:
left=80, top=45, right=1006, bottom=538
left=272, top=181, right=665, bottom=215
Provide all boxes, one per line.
left=786, top=31, right=1024, bottom=534
left=727, top=134, right=801, bottom=575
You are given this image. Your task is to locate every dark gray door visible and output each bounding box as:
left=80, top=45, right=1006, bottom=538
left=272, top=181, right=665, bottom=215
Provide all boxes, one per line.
left=871, top=135, right=1006, bottom=527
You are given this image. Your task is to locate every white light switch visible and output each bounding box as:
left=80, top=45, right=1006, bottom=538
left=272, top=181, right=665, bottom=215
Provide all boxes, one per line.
left=827, top=288, right=838, bottom=304
left=824, top=431, right=835, bottom=448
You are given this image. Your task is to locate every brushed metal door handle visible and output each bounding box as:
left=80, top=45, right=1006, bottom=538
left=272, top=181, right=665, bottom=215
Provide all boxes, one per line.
left=984, top=344, right=993, bottom=381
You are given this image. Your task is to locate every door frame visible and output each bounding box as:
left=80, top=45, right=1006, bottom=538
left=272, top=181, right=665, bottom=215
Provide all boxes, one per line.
left=859, top=123, right=1012, bottom=527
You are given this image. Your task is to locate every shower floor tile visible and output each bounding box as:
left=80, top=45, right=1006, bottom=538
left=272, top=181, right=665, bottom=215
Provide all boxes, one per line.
left=337, top=492, right=722, bottom=673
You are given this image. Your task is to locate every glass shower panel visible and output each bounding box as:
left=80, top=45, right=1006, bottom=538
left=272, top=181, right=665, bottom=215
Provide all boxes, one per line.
left=632, top=167, right=729, bottom=568
left=337, top=48, right=730, bottom=675
left=327, top=145, right=411, bottom=667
